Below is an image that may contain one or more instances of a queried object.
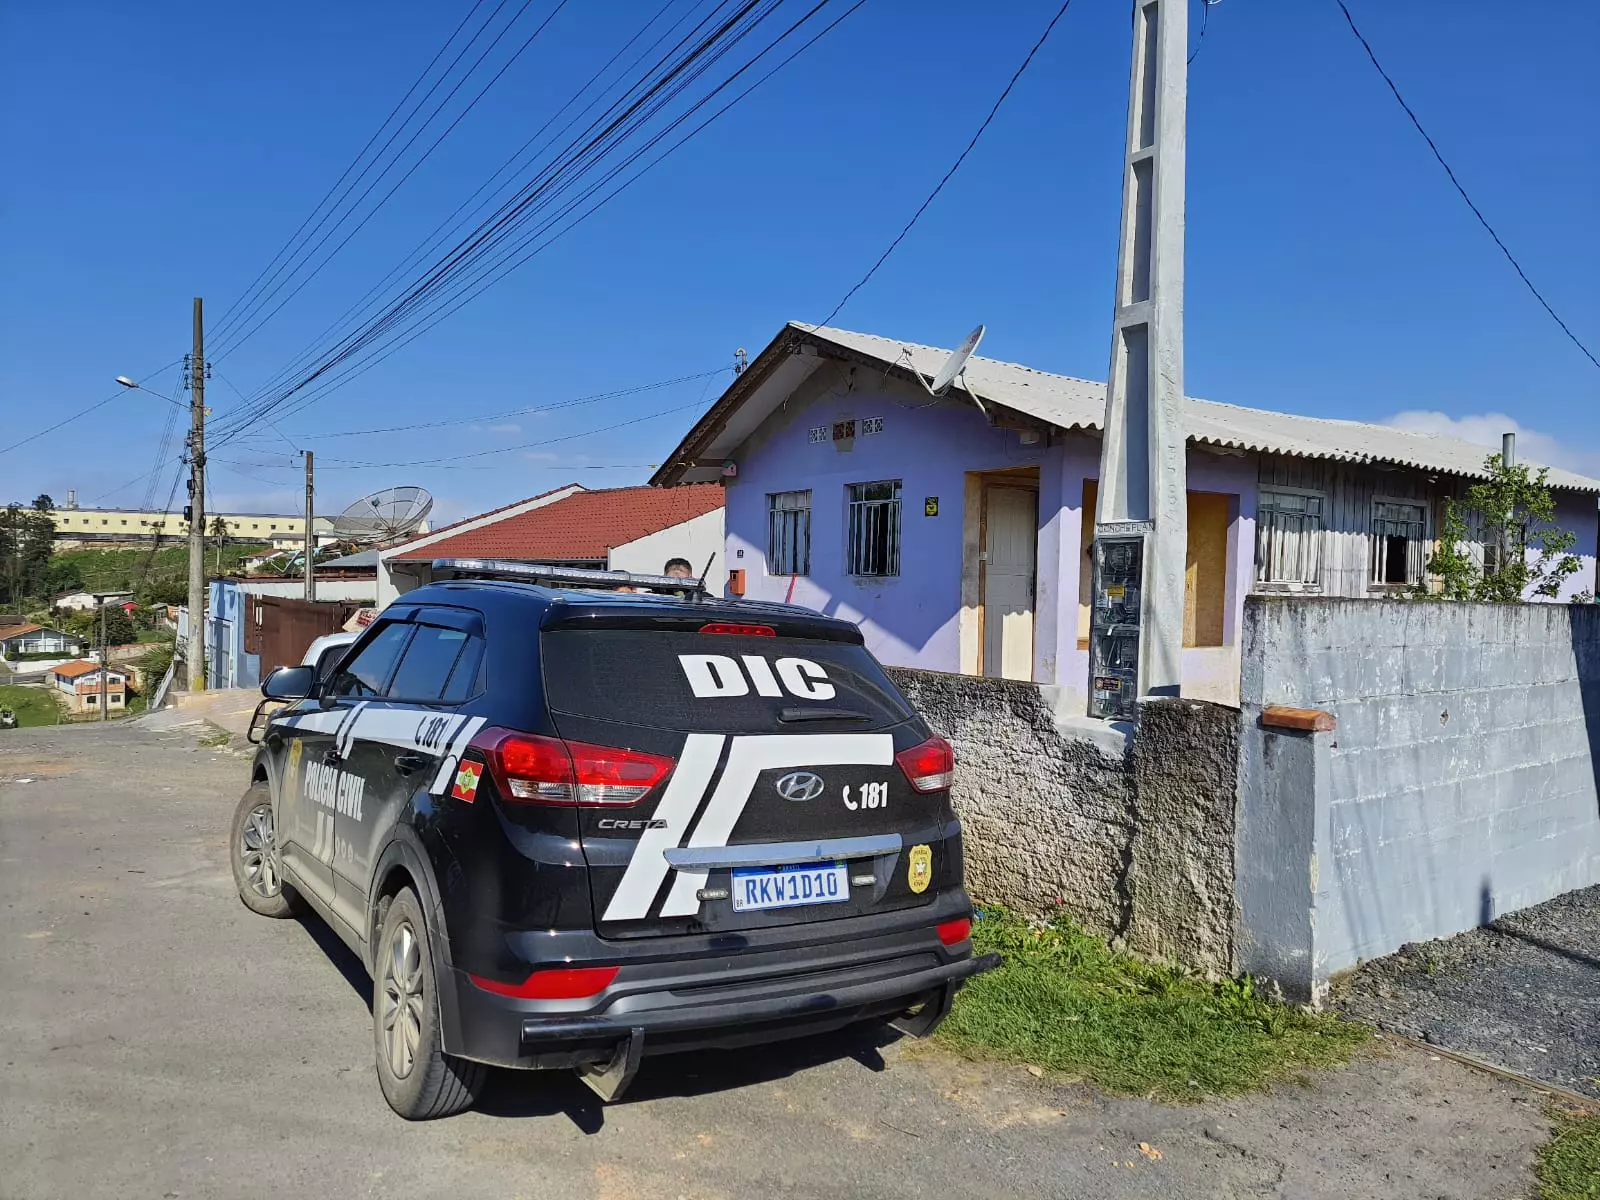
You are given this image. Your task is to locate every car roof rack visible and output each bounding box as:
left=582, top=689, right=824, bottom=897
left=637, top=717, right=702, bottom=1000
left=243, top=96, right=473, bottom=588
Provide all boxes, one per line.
left=430, top=558, right=709, bottom=597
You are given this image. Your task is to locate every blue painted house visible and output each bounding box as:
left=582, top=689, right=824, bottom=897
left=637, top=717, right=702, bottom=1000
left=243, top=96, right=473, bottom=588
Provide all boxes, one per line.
left=652, top=324, right=1600, bottom=714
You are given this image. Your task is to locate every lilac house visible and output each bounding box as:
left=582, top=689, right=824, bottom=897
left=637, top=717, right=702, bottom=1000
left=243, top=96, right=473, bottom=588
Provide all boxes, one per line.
left=653, top=324, right=1600, bottom=713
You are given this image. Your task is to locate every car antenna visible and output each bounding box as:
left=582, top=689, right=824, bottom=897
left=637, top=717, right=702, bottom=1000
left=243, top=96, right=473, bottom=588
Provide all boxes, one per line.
left=696, top=552, right=717, bottom=596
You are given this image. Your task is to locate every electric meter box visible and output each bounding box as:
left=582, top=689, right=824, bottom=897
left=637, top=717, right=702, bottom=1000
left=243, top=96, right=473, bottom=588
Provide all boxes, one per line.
left=1088, top=534, right=1144, bottom=721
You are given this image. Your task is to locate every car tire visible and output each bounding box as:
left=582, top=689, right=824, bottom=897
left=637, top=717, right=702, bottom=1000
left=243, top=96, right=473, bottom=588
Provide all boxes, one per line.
left=230, top=782, right=302, bottom=919
left=373, top=886, right=486, bottom=1120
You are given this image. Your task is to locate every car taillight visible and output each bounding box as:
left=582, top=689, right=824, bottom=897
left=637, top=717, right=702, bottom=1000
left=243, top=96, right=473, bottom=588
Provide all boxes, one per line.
left=699, top=622, right=775, bottom=636
left=936, top=917, right=972, bottom=946
left=469, top=728, right=674, bottom=806
left=469, top=965, right=619, bottom=1000
left=895, top=734, right=955, bottom=793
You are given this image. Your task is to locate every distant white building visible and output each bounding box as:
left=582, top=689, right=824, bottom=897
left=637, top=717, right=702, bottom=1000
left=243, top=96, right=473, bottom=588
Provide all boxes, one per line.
left=0, top=621, right=85, bottom=658
left=53, top=590, right=132, bottom=612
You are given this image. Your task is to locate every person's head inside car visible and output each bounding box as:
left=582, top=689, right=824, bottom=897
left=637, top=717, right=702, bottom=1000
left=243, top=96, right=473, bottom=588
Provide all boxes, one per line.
left=663, top=557, right=694, bottom=579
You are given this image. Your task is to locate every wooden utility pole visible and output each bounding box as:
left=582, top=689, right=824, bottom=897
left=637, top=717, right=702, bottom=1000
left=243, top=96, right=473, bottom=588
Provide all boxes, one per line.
left=186, top=298, right=207, bottom=691
left=1088, top=0, right=1188, bottom=720
left=303, top=451, right=316, bottom=603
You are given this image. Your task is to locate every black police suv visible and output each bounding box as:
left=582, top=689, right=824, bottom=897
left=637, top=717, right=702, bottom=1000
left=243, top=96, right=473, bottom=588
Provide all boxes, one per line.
left=231, top=560, right=997, bottom=1119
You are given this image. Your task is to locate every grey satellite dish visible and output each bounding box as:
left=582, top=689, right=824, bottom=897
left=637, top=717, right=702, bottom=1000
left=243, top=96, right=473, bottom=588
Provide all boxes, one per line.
left=910, top=324, right=988, bottom=416
left=330, top=486, right=433, bottom=545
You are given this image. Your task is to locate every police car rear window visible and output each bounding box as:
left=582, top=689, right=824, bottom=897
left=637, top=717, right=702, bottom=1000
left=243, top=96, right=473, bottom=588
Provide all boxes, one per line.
left=540, top=630, right=914, bottom=733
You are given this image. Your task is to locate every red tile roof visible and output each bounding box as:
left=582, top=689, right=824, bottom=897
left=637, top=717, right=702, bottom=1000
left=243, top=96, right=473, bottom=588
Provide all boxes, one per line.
left=50, top=660, right=124, bottom=680
left=0, top=623, right=44, bottom=641
left=392, top=485, right=724, bottom=563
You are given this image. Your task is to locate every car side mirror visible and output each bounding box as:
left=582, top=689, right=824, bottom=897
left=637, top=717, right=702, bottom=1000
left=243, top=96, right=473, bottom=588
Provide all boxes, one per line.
left=261, top=664, right=315, bottom=700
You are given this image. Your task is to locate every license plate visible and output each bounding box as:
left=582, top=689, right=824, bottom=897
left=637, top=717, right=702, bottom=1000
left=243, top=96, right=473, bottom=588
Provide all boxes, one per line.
left=731, top=863, right=849, bottom=912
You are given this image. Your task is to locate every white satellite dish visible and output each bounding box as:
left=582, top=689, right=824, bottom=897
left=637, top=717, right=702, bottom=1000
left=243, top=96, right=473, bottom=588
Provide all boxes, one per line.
left=330, top=486, right=434, bottom=545
left=915, top=324, right=985, bottom=419
left=930, top=324, right=985, bottom=395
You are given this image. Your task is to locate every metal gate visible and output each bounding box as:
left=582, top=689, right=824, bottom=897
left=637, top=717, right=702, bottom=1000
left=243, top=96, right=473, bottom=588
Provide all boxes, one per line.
left=244, top=596, right=362, bottom=675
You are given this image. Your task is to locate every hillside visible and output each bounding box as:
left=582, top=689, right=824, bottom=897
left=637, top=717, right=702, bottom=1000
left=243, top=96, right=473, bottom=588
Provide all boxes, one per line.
left=50, top=542, right=272, bottom=599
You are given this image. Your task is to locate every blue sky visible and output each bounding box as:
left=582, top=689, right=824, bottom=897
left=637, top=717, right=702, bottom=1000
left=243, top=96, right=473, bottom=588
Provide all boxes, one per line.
left=2, top=0, right=1596, bottom=526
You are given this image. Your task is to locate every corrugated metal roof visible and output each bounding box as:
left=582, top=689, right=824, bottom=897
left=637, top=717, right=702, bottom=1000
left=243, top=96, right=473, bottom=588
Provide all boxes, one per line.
left=802, top=324, right=1600, bottom=493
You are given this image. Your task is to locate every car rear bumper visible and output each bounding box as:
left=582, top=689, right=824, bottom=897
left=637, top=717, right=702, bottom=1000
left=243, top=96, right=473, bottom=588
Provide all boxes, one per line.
left=442, top=895, right=999, bottom=1072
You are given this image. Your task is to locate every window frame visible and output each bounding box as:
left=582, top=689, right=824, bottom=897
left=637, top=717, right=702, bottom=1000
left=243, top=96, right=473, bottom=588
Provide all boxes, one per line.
left=846, top=479, right=903, bottom=578
left=766, top=489, right=812, bottom=576
left=1254, top=485, right=1325, bottom=590
left=1369, top=496, right=1429, bottom=589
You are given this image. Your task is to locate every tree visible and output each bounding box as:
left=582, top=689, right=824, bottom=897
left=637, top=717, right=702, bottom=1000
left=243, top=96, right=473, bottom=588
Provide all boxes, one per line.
left=210, top=514, right=229, bottom=574
left=0, top=496, right=58, bottom=606
left=92, top=604, right=136, bottom=649
left=1425, top=454, right=1581, bottom=602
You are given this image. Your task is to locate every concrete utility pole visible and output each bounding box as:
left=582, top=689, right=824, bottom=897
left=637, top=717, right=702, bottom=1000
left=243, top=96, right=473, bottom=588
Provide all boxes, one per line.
left=1089, top=0, right=1188, bottom=721
left=186, top=298, right=207, bottom=692
left=303, top=450, right=316, bottom=603
left=98, top=599, right=108, bottom=723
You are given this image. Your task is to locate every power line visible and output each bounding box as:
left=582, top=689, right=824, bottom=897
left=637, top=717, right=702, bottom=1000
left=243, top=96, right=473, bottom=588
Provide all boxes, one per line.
left=208, top=0, right=511, bottom=352
left=227, top=0, right=697, bottom=406
left=317, top=396, right=715, bottom=469
left=215, top=0, right=854, bottom=446
left=213, top=0, right=572, bottom=362
left=210, top=0, right=799, bottom=446
left=814, top=0, right=1074, bottom=329
left=0, top=358, right=182, bottom=458
left=1333, top=0, right=1598, bottom=372
left=285, top=368, right=727, bottom=440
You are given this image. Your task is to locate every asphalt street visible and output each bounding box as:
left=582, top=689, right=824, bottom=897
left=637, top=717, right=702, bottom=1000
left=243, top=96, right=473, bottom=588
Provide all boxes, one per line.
left=0, top=721, right=1558, bottom=1199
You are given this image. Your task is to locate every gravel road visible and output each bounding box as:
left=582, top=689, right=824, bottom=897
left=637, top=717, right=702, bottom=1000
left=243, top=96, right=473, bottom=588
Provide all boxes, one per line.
left=0, top=721, right=1559, bottom=1199
left=1337, top=884, right=1600, bottom=1100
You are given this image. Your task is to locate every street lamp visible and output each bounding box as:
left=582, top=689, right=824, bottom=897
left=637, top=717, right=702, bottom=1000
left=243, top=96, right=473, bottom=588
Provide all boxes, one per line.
left=115, top=376, right=186, bottom=408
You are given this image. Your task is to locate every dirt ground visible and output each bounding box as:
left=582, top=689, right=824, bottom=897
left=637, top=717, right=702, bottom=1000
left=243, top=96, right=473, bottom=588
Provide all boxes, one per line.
left=0, top=722, right=1561, bottom=1199
left=1337, top=884, right=1600, bottom=1101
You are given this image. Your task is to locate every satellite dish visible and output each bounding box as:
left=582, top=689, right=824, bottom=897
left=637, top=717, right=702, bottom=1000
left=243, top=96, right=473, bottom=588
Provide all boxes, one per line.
left=930, top=324, right=985, bottom=395
left=331, top=486, right=434, bottom=545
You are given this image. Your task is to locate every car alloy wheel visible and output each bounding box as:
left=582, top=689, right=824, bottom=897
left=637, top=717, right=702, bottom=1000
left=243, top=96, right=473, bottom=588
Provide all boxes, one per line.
left=380, top=919, right=426, bottom=1081
left=238, top=802, right=282, bottom=899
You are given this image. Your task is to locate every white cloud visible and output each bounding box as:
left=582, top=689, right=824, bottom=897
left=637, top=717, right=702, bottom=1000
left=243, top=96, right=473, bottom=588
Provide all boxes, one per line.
left=1384, top=411, right=1600, bottom=479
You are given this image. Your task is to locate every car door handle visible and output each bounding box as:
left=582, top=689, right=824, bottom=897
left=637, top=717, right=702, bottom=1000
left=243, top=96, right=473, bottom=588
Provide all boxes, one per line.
left=321, top=750, right=341, bottom=766
left=394, top=752, right=429, bottom=775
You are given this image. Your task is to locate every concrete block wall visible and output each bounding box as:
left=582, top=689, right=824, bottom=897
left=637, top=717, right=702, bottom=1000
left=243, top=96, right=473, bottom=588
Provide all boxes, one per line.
left=1236, top=597, right=1600, bottom=1001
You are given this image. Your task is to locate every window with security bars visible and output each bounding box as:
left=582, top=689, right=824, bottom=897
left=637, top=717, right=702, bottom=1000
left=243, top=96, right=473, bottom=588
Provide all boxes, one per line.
left=1371, top=500, right=1428, bottom=586
left=847, top=480, right=901, bottom=577
left=767, top=490, right=811, bottom=576
left=1255, top=489, right=1324, bottom=586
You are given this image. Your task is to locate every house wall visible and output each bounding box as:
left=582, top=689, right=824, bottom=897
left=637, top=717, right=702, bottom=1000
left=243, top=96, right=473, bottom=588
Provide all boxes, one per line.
left=239, top=578, right=378, bottom=603
left=725, top=377, right=1265, bottom=704
left=608, top=507, right=727, bottom=590
left=207, top=581, right=261, bottom=691
left=1256, top=455, right=1597, bottom=602
left=2, top=629, right=80, bottom=656
left=722, top=369, right=1057, bottom=675
left=719, top=366, right=1597, bottom=712
left=1236, top=597, right=1600, bottom=1002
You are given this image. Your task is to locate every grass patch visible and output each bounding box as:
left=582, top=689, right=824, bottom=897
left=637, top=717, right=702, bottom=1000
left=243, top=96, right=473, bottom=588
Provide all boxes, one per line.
left=0, top=684, right=63, bottom=727
left=937, top=907, right=1370, bottom=1100
left=197, top=729, right=233, bottom=748
left=1539, top=1106, right=1600, bottom=1200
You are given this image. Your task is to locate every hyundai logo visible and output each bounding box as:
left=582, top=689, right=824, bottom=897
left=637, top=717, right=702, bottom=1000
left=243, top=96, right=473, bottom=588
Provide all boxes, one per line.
left=774, top=770, right=825, bottom=802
